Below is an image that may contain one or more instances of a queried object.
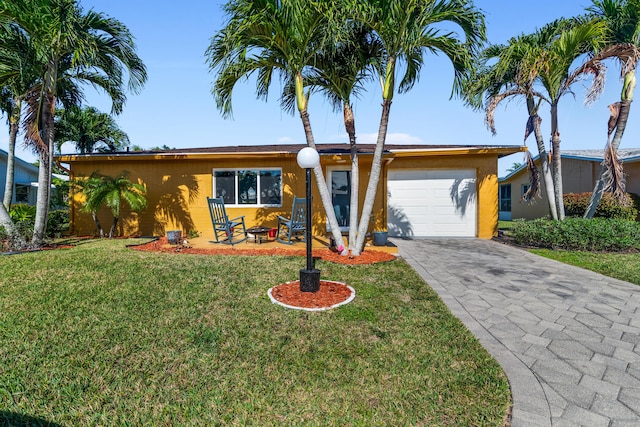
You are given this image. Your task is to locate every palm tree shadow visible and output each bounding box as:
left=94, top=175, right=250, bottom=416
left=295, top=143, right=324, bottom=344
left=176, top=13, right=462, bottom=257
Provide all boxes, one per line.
left=387, top=203, right=413, bottom=238
left=152, top=174, right=200, bottom=235
left=0, top=411, right=64, bottom=427
left=449, top=178, right=476, bottom=217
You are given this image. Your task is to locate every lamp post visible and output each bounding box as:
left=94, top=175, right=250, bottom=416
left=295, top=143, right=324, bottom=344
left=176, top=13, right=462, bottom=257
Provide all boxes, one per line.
left=297, top=147, right=320, bottom=292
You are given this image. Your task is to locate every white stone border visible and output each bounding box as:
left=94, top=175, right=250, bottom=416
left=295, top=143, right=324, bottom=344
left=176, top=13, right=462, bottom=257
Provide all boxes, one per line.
left=267, top=280, right=355, bottom=311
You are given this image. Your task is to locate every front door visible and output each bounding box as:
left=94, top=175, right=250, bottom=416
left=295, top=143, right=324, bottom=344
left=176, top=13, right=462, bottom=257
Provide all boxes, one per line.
left=328, top=169, right=351, bottom=232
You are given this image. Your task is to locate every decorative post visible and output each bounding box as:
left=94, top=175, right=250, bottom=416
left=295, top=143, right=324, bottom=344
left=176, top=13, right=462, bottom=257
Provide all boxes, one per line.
left=297, top=147, right=320, bottom=292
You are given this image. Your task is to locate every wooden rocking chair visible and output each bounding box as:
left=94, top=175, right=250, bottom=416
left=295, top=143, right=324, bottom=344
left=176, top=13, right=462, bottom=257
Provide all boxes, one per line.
left=207, top=197, right=247, bottom=245
left=276, top=197, right=306, bottom=244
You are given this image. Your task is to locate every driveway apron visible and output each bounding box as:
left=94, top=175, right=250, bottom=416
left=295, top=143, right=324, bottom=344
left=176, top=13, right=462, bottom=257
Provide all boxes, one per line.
left=394, top=238, right=640, bottom=427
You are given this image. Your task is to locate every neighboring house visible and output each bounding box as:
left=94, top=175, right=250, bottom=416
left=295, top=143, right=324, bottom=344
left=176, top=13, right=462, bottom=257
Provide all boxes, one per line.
left=0, top=147, right=39, bottom=205
left=499, top=149, right=640, bottom=220
left=57, top=143, right=522, bottom=239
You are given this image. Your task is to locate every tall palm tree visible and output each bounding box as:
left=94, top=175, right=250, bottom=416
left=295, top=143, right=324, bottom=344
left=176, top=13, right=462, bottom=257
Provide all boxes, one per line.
left=283, top=24, right=382, bottom=252
left=350, top=0, right=486, bottom=254
left=55, top=105, right=130, bottom=154
left=0, top=22, right=40, bottom=211
left=584, top=0, right=640, bottom=218
left=77, top=171, right=147, bottom=238
left=0, top=0, right=147, bottom=246
left=523, top=17, right=609, bottom=220
left=207, top=0, right=348, bottom=254
left=463, top=27, right=565, bottom=219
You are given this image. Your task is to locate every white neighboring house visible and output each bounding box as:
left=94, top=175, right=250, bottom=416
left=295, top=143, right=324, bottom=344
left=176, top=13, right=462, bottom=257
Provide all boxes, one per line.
left=0, top=148, right=39, bottom=205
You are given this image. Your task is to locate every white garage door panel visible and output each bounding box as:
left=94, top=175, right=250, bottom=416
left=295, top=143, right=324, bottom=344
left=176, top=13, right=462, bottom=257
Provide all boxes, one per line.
left=387, top=169, right=476, bottom=237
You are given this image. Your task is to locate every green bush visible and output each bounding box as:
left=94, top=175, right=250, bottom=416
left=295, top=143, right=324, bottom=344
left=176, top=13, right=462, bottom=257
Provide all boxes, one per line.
left=563, top=192, right=639, bottom=221
left=510, top=218, right=640, bottom=251
left=1, top=206, right=69, bottom=246
left=8, top=204, right=37, bottom=222
left=47, top=209, right=69, bottom=238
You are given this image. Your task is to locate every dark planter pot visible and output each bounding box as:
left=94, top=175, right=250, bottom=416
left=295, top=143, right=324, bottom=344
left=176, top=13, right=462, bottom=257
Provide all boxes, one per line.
left=372, top=231, right=388, bottom=246
left=166, top=230, right=182, bottom=245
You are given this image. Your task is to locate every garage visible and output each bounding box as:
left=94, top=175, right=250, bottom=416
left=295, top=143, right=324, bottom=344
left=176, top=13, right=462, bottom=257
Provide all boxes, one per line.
left=387, top=169, right=476, bottom=237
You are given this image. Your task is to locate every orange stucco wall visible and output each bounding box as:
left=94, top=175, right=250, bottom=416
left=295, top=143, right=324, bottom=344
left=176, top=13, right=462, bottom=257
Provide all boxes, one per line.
left=65, top=151, right=501, bottom=239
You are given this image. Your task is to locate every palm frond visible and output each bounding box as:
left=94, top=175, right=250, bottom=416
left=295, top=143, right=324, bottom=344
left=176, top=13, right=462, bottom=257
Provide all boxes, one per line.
left=602, top=141, right=626, bottom=200
left=524, top=114, right=542, bottom=142
left=485, top=88, right=528, bottom=135
left=607, top=101, right=621, bottom=141
left=522, top=151, right=541, bottom=203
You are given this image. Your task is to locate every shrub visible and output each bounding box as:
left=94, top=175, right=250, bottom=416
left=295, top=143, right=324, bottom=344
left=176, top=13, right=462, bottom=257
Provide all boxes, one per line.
left=563, top=192, right=639, bottom=221
left=47, top=209, right=70, bottom=238
left=510, top=217, right=640, bottom=251
left=9, top=204, right=36, bottom=223
left=2, top=206, right=69, bottom=246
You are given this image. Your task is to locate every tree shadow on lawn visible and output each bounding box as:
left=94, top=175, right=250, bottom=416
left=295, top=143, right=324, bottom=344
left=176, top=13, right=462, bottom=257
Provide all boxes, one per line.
left=0, top=411, right=64, bottom=427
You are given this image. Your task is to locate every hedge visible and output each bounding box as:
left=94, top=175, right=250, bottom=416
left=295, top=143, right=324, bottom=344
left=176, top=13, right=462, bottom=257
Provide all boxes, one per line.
left=510, top=217, right=640, bottom=252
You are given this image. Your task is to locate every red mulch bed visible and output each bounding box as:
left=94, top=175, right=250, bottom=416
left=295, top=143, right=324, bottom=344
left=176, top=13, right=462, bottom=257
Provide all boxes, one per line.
left=269, top=280, right=354, bottom=309
left=130, top=237, right=396, bottom=265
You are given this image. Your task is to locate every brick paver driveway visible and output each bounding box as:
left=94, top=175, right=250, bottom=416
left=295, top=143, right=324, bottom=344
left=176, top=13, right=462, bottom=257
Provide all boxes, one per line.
left=395, top=238, right=640, bottom=427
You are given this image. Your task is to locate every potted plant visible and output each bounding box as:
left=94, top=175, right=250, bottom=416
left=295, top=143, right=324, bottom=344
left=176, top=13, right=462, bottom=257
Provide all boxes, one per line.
left=370, top=212, right=388, bottom=246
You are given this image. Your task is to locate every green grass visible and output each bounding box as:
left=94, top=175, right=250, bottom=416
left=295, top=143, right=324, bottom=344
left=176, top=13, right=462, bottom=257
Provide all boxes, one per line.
left=498, top=220, right=513, bottom=231
left=530, top=249, right=640, bottom=286
left=0, top=239, right=510, bottom=426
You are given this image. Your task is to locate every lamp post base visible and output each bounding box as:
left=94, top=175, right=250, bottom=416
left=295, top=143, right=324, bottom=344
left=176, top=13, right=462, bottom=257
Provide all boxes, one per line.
left=299, top=269, right=321, bottom=292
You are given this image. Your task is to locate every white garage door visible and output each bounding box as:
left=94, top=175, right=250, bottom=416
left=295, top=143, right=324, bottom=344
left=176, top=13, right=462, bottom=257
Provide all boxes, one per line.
left=387, top=169, right=476, bottom=237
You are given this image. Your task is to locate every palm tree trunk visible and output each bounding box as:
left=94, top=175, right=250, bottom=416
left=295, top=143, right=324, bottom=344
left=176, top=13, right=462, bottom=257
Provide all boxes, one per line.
left=3, top=101, right=21, bottom=210
left=344, top=102, right=359, bottom=251
left=299, top=109, right=347, bottom=254
left=534, top=125, right=558, bottom=220
left=584, top=70, right=636, bottom=219
left=109, top=216, right=118, bottom=238
left=550, top=103, right=565, bottom=220
left=92, top=211, right=105, bottom=238
left=353, top=99, right=392, bottom=255
left=32, top=93, right=55, bottom=245
left=526, top=96, right=557, bottom=220
left=0, top=203, right=27, bottom=250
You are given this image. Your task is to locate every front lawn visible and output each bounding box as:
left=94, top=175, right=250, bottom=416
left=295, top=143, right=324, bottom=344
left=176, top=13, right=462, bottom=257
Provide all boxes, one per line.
left=0, top=239, right=510, bottom=426
left=530, top=249, right=640, bottom=286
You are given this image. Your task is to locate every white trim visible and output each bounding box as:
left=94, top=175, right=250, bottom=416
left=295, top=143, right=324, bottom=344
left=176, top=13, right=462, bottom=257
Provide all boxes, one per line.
left=267, top=282, right=356, bottom=311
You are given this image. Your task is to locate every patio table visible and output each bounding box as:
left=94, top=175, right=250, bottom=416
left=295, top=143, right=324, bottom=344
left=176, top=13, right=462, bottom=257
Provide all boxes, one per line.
left=246, top=226, right=273, bottom=244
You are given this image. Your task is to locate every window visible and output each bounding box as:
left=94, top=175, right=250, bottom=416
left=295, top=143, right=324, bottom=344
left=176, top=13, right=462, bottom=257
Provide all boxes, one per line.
left=521, top=184, right=530, bottom=198
left=499, top=184, right=511, bottom=212
left=213, top=169, right=282, bottom=206
left=15, top=184, right=30, bottom=204
left=329, top=169, right=351, bottom=230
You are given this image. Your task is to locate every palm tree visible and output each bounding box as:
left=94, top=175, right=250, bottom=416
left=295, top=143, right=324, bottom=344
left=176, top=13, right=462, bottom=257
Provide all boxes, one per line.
left=207, top=0, right=348, bottom=254
left=0, top=0, right=147, bottom=246
left=463, top=28, right=563, bottom=219
left=54, top=105, right=130, bottom=154
left=523, top=17, right=609, bottom=220
left=283, top=24, right=382, bottom=252
left=506, top=162, right=523, bottom=173
left=350, top=0, right=486, bottom=254
left=77, top=171, right=147, bottom=238
left=584, top=0, right=640, bottom=218
left=0, top=22, right=41, bottom=211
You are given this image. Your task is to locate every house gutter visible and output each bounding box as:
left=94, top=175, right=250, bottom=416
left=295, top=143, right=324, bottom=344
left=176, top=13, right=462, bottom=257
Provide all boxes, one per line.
left=388, top=146, right=525, bottom=158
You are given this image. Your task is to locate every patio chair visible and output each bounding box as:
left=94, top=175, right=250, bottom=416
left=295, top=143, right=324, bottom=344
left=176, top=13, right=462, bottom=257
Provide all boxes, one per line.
left=207, top=197, right=247, bottom=245
left=276, top=197, right=306, bottom=244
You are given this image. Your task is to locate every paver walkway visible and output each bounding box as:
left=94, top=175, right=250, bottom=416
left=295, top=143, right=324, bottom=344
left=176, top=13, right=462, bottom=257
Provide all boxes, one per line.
left=394, top=238, right=640, bottom=427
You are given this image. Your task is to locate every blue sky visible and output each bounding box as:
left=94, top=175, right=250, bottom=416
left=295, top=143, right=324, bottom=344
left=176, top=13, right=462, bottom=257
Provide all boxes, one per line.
left=1, top=0, right=634, bottom=177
